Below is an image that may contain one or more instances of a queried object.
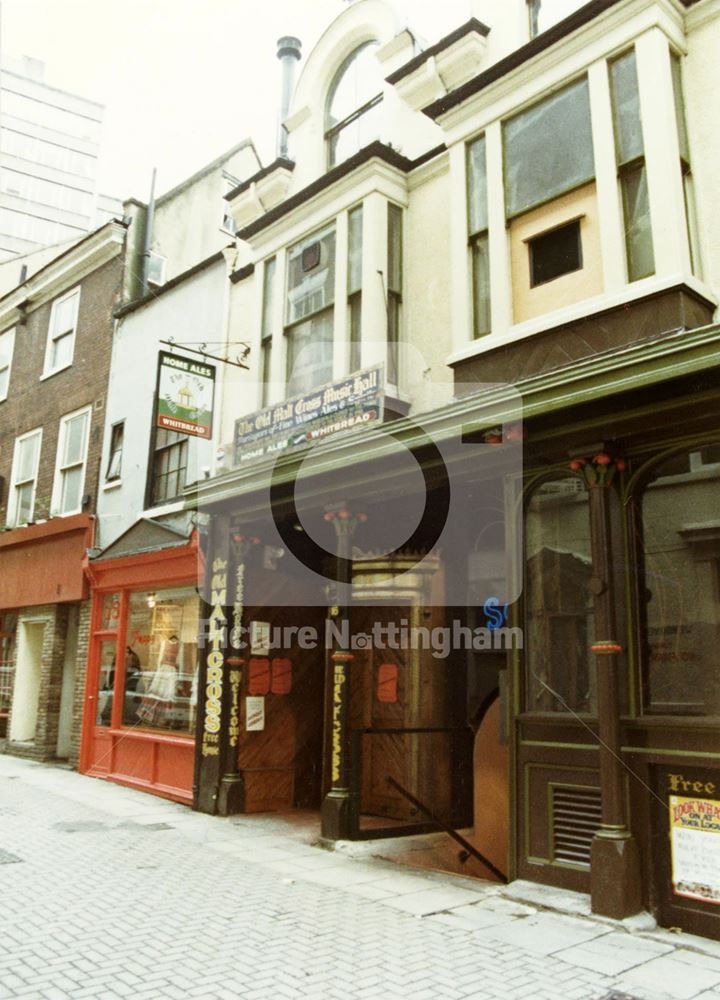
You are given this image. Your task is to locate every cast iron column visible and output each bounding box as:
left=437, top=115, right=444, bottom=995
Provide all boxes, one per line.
left=320, top=506, right=365, bottom=842
left=574, top=452, right=642, bottom=918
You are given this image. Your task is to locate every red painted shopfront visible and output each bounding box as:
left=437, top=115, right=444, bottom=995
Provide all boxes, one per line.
left=80, top=535, right=201, bottom=803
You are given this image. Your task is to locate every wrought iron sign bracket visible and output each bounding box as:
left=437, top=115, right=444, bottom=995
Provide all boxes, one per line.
left=160, top=337, right=250, bottom=370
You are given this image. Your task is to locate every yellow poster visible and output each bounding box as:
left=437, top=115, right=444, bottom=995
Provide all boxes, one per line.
left=670, top=795, right=720, bottom=905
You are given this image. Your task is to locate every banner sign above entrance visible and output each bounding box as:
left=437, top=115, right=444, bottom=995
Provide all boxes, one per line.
left=233, top=366, right=384, bottom=465
left=156, top=351, right=216, bottom=439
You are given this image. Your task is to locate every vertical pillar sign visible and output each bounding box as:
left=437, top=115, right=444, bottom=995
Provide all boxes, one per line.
left=201, top=556, right=227, bottom=760
left=321, top=507, right=366, bottom=842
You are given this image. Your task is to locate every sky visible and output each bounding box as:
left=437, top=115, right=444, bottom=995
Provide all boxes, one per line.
left=0, top=0, right=482, bottom=203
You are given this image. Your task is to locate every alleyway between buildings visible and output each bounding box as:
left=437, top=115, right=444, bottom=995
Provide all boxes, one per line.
left=1, top=756, right=720, bottom=1000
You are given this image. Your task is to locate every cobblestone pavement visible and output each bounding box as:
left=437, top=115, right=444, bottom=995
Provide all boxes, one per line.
left=2, top=758, right=720, bottom=1000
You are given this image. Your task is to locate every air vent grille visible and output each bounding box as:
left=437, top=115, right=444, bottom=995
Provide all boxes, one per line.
left=552, top=785, right=602, bottom=867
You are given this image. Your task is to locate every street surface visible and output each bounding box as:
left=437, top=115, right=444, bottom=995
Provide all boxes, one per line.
left=1, top=756, right=720, bottom=1000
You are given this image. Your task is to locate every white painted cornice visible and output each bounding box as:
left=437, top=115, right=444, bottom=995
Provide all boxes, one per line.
left=433, top=0, right=688, bottom=143
left=685, top=0, right=720, bottom=31
left=240, top=155, right=409, bottom=258
left=227, top=166, right=295, bottom=231
left=0, top=221, right=126, bottom=331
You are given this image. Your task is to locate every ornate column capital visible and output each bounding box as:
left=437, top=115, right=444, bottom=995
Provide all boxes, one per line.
left=569, top=452, right=626, bottom=488
left=323, top=507, right=368, bottom=539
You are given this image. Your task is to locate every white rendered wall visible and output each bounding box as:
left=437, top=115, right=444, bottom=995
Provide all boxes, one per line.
left=96, top=260, right=225, bottom=548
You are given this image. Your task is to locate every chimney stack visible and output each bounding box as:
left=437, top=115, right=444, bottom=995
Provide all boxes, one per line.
left=276, top=36, right=302, bottom=160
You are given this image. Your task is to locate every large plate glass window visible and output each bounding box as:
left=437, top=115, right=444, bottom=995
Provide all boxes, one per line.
left=504, top=77, right=594, bottom=219
left=467, top=136, right=490, bottom=337
left=638, top=446, right=720, bottom=716
left=260, top=256, right=276, bottom=407
left=525, top=475, right=595, bottom=713
left=609, top=49, right=655, bottom=282
left=348, top=206, right=363, bottom=373
left=325, top=42, right=383, bottom=168
left=52, top=407, right=91, bottom=516
left=285, top=225, right=336, bottom=395
left=387, top=203, right=402, bottom=384
left=122, top=588, right=200, bottom=733
left=670, top=52, right=700, bottom=275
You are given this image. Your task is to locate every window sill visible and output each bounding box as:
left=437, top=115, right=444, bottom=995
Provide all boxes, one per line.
left=142, top=499, right=185, bottom=518
left=40, top=362, right=73, bottom=382
left=102, top=480, right=123, bottom=492
left=446, top=272, right=719, bottom=366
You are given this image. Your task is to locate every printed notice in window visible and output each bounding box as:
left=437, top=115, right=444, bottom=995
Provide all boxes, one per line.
left=670, top=795, right=720, bottom=905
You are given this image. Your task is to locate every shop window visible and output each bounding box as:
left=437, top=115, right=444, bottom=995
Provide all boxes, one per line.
left=285, top=225, right=335, bottom=395
left=639, top=447, right=720, bottom=716
left=150, top=428, right=188, bottom=506
left=529, top=219, right=582, bottom=287
left=7, top=427, right=42, bottom=527
left=325, top=42, right=383, bottom=169
left=504, top=77, right=594, bottom=219
left=122, top=588, right=200, bottom=733
left=609, top=49, right=655, bottom=282
left=0, top=327, right=15, bottom=402
left=387, top=203, right=402, bottom=384
left=467, top=135, right=490, bottom=338
left=43, top=287, right=80, bottom=377
left=525, top=476, right=595, bottom=713
left=260, top=256, right=276, bottom=408
left=106, top=421, right=124, bottom=482
left=51, top=406, right=91, bottom=516
left=348, top=205, right=363, bottom=373
left=528, top=0, right=584, bottom=37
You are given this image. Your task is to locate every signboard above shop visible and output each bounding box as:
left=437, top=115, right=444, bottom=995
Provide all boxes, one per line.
left=233, top=366, right=384, bottom=465
left=156, top=351, right=216, bottom=440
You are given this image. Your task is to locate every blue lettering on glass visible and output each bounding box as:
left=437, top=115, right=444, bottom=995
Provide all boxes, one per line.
left=484, top=597, right=509, bottom=631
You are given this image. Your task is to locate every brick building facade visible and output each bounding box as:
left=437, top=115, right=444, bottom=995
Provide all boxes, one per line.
left=0, top=221, right=127, bottom=759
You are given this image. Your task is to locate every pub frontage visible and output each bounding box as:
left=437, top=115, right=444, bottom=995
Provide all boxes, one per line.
left=189, top=310, right=720, bottom=942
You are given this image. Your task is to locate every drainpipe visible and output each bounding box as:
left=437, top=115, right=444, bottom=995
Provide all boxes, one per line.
left=276, top=37, right=302, bottom=159
left=140, top=167, right=157, bottom=296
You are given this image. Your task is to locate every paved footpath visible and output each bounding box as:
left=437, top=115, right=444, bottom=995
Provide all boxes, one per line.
left=2, top=758, right=720, bottom=1000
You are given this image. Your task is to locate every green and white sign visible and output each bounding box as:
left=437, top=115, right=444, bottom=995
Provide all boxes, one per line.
left=156, top=351, right=215, bottom=439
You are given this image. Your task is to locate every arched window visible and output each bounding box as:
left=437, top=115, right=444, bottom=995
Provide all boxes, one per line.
left=325, top=42, right=383, bottom=169
left=637, top=444, right=720, bottom=716
left=528, top=0, right=584, bottom=38
left=524, top=474, right=595, bottom=713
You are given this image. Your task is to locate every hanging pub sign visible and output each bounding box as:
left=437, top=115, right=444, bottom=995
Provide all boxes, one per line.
left=668, top=771, right=720, bottom=905
left=156, top=350, right=216, bottom=439
left=233, top=365, right=384, bottom=465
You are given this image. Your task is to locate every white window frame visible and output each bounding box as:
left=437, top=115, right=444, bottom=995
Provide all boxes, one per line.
left=147, top=251, right=167, bottom=287
left=42, top=286, right=80, bottom=379
left=7, top=427, right=43, bottom=527
left=50, top=405, right=92, bottom=517
left=0, top=327, right=15, bottom=402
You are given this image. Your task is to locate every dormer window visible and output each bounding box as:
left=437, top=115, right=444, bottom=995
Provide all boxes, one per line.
left=325, top=42, right=383, bottom=169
